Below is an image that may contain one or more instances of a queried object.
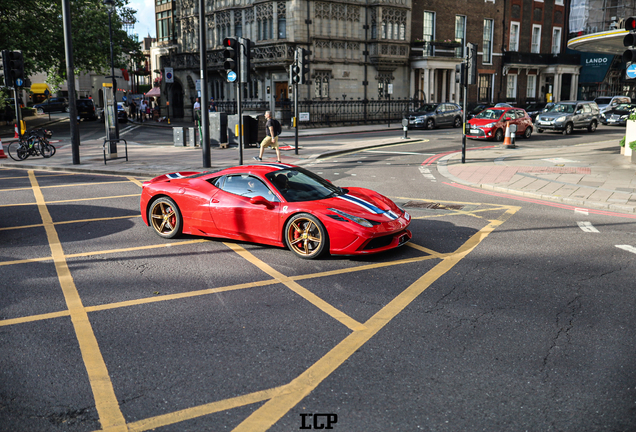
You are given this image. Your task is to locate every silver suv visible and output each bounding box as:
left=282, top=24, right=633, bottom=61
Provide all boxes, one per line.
left=535, top=101, right=600, bottom=135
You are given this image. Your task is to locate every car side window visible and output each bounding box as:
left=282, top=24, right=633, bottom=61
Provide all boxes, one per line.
left=514, top=109, right=525, bottom=118
left=583, top=104, right=591, bottom=113
left=221, top=174, right=279, bottom=201
left=504, top=110, right=515, bottom=120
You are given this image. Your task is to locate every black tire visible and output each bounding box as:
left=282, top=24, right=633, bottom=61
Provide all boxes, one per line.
left=494, top=128, right=504, bottom=142
left=284, top=213, right=329, bottom=259
left=426, top=118, right=435, bottom=130
left=453, top=117, right=462, bottom=128
left=537, top=128, right=544, bottom=133
left=148, top=197, right=183, bottom=239
left=588, top=120, right=597, bottom=132
left=524, top=127, right=532, bottom=139
left=563, top=123, right=573, bottom=135
left=36, top=108, right=44, bottom=115
left=7, top=142, right=28, bottom=161
left=39, top=141, right=54, bottom=158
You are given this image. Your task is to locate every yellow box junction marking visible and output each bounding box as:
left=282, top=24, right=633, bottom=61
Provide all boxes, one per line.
left=1, top=171, right=519, bottom=432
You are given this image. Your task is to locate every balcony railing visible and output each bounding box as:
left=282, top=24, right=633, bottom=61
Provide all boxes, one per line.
left=503, top=51, right=580, bottom=65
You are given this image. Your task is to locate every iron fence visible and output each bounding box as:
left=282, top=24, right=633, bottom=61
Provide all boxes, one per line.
left=216, top=99, right=421, bottom=127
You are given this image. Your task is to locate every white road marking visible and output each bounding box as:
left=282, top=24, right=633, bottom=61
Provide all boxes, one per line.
left=577, top=221, right=599, bottom=233
left=616, top=245, right=636, bottom=254
left=575, top=208, right=589, bottom=215
left=418, top=166, right=437, bottom=182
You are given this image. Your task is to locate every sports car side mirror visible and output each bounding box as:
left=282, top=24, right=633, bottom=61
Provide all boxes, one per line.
left=250, top=196, right=273, bottom=208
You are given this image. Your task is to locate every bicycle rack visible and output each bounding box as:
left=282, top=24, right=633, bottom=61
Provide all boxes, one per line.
left=102, top=139, right=128, bottom=164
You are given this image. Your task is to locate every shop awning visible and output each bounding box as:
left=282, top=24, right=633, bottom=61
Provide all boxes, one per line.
left=30, top=83, right=52, bottom=94
left=145, top=86, right=161, bottom=97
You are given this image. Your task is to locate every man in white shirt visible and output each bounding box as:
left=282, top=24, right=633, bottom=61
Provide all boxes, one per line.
left=139, top=99, right=147, bottom=123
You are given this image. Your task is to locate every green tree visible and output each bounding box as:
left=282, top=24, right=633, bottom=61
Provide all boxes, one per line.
left=0, top=0, right=141, bottom=84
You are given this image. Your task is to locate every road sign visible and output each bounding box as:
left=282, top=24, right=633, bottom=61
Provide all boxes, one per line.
left=15, top=78, right=23, bottom=87
left=387, top=84, right=393, bottom=94
left=227, top=71, right=237, bottom=82
left=627, top=64, right=636, bottom=79
left=165, top=67, right=174, bottom=83
left=299, top=112, right=310, bottom=121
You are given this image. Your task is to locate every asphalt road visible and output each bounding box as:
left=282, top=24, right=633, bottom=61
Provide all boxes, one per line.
left=1, top=128, right=635, bottom=432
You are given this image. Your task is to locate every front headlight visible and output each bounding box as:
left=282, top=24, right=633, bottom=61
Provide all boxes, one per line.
left=328, top=208, right=374, bottom=227
left=556, top=116, right=566, bottom=122
left=485, top=122, right=496, bottom=128
left=621, top=115, right=628, bottom=119
left=600, top=113, right=606, bottom=118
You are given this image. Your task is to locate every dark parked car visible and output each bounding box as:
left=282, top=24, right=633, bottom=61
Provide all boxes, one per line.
left=117, top=102, right=128, bottom=123
left=407, top=102, right=463, bottom=129
left=523, top=102, right=548, bottom=122
left=535, top=101, right=600, bottom=135
left=33, top=97, right=68, bottom=114
left=76, top=99, right=97, bottom=121
left=599, top=103, right=636, bottom=126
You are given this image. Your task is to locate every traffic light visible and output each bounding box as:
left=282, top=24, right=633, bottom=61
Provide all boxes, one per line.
left=223, top=37, right=239, bottom=80
left=239, top=37, right=251, bottom=83
left=623, top=17, right=636, bottom=63
left=298, top=48, right=310, bottom=84
left=8, top=50, right=24, bottom=86
left=0, top=50, right=7, bottom=87
left=290, top=62, right=301, bottom=84
left=466, top=42, right=478, bottom=85
left=455, top=63, right=465, bottom=85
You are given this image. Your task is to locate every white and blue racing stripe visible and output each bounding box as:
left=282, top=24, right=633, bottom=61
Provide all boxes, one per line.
left=260, top=163, right=293, bottom=169
left=167, top=173, right=186, bottom=179
left=337, top=194, right=398, bottom=220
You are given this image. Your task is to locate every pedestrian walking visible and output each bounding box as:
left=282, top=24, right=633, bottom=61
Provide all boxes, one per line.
left=253, top=110, right=282, bottom=163
left=129, top=100, right=137, bottom=121
left=193, top=97, right=201, bottom=124
left=139, top=99, right=147, bottom=122
left=209, top=97, right=217, bottom=112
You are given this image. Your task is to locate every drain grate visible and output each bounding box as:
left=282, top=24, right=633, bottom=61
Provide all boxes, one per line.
left=403, top=201, right=464, bottom=210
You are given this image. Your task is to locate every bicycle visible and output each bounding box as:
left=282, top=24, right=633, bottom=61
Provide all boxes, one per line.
left=7, top=128, right=55, bottom=161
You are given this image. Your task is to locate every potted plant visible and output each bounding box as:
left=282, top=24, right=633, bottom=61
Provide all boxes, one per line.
left=630, top=140, right=636, bottom=163
left=432, top=39, right=461, bottom=48
left=625, top=111, right=636, bottom=157
left=620, top=136, right=626, bottom=155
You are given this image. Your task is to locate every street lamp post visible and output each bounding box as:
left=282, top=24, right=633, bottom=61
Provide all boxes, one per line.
left=104, top=0, right=119, bottom=154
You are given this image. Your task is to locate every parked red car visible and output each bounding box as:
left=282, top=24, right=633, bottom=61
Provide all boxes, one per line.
left=466, top=107, right=533, bottom=141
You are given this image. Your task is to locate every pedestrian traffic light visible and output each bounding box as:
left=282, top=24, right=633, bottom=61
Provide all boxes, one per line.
left=223, top=37, right=239, bottom=80
left=8, top=50, right=24, bottom=86
left=239, top=37, right=251, bottom=83
left=298, top=48, right=310, bottom=84
left=455, top=63, right=465, bottom=85
left=624, top=17, right=636, bottom=63
left=0, top=50, right=8, bottom=87
left=290, top=63, right=301, bottom=84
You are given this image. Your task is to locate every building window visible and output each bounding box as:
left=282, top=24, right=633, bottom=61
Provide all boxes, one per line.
left=509, top=21, right=520, bottom=51
left=156, top=10, right=174, bottom=42
left=552, top=27, right=562, bottom=54
left=483, top=19, right=493, bottom=64
left=507, top=74, right=517, bottom=100
left=478, top=74, right=492, bottom=102
left=527, top=75, right=537, bottom=98
left=423, top=11, right=435, bottom=56
left=531, top=25, right=541, bottom=53
left=555, top=0, right=563, bottom=5
left=279, top=17, right=286, bottom=38
left=455, top=15, right=466, bottom=57
left=236, top=22, right=242, bottom=38
left=314, top=71, right=330, bottom=99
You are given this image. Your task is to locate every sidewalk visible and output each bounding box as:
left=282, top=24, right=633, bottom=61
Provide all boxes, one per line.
left=1, top=119, right=635, bottom=214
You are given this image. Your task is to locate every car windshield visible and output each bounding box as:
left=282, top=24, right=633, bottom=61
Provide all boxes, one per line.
left=615, top=104, right=636, bottom=111
left=76, top=100, right=93, bottom=107
left=594, top=97, right=612, bottom=105
left=546, top=104, right=575, bottom=113
left=415, top=104, right=438, bottom=113
left=474, top=109, right=504, bottom=120
left=525, top=103, right=542, bottom=111
left=265, top=167, right=343, bottom=202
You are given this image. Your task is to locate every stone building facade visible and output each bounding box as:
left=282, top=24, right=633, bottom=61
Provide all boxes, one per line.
left=155, top=0, right=413, bottom=120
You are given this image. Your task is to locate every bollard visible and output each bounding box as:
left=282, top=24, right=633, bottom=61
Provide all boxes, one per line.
left=173, top=127, right=185, bottom=147
left=401, top=118, right=410, bottom=139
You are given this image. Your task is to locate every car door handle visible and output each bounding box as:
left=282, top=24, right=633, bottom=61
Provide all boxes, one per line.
left=210, top=198, right=219, bottom=204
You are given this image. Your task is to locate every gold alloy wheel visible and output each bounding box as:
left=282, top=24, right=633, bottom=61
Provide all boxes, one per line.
left=150, top=200, right=178, bottom=236
left=287, top=217, right=323, bottom=257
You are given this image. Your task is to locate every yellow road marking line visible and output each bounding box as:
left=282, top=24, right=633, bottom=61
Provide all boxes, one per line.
left=405, top=242, right=449, bottom=258
left=28, top=171, right=127, bottom=431
left=232, top=207, right=518, bottom=432
left=124, top=385, right=293, bottom=432
left=0, top=215, right=141, bottom=231
left=0, top=194, right=141, bottom=208
left=3, top=180, right=135, bottom=192
left=224, top=242, right=366, bottom=331
left=127, top=176, right=144, bottom=187
left=0, top=172, right=76, bottom=181
left=1, top=254, right=437, bottom=328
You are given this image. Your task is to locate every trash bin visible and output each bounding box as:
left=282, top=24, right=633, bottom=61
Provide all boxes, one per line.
left=243, top=115, right=259, bottom=147
left=209, top=112, right=228, bottom=146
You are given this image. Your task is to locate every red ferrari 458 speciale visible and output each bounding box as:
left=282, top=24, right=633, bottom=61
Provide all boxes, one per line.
left=140, top=163, right=412, bottom=259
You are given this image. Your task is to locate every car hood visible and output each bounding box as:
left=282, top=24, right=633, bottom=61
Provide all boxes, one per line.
left=468, top=117, right=501, bottom=126
left=316, top=187, right=402, bottom=222
left=537, top=112, right=570, bottom=119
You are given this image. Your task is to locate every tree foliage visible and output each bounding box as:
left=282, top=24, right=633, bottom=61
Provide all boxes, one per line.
left=0, top=0, right=142, bottom=83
